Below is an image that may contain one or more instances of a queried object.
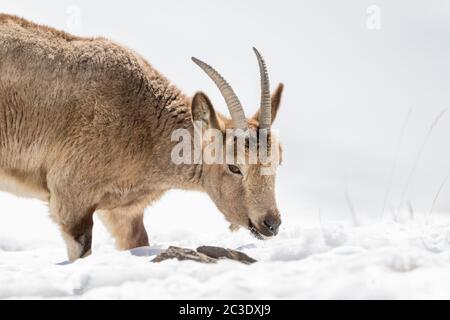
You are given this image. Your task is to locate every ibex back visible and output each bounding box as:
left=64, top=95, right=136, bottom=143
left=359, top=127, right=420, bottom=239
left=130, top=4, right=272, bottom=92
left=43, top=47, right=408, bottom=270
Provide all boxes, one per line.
left=0, top=14, right=284, bottom=261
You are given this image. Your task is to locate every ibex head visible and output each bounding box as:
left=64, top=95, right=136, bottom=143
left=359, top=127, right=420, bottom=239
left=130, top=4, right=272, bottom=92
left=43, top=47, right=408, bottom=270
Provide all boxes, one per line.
left=191, top=48, right=284, bottom=238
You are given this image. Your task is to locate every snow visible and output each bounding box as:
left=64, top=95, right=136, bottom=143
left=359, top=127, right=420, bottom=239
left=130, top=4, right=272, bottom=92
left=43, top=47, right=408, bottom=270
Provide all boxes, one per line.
left=2, top=205, right=450, bottom=299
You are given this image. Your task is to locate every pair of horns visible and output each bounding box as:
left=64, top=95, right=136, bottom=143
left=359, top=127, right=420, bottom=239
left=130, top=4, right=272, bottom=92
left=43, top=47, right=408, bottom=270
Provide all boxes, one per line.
left=192, top=47, right=272, bottom=130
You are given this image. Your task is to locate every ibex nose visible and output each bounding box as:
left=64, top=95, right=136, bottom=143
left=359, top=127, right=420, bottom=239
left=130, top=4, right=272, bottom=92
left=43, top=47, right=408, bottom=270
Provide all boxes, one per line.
left=263, top=210, right=281, bottom=236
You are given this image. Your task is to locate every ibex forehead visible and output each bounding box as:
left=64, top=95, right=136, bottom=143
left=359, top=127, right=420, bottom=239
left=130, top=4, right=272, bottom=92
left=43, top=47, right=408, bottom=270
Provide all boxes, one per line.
left=227, top=130, right=282, bottom=170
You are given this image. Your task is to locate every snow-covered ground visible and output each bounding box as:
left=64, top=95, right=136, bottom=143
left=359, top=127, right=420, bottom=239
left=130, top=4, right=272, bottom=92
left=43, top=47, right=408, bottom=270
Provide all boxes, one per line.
left=2, top=197, right=450, bottom=299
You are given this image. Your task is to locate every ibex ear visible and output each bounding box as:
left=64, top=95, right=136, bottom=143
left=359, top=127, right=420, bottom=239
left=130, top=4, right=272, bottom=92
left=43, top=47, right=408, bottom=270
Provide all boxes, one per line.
left=252, top=83, right=284, bottom=125
left=191, top=92, right=221, bottom=130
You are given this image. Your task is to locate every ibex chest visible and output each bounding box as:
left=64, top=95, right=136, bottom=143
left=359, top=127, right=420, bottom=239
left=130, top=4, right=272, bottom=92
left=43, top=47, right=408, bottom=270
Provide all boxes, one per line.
left=96, top=183, right=167, bottom=212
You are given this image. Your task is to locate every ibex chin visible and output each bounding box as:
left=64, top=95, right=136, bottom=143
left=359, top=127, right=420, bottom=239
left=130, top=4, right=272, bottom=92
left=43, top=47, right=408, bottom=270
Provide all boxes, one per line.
left=0, top=14, right=284, bottom=261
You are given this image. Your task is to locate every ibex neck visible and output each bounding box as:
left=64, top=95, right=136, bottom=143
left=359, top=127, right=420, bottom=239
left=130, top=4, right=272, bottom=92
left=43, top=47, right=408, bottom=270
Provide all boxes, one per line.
left=141, top=93, right=205, bottom=192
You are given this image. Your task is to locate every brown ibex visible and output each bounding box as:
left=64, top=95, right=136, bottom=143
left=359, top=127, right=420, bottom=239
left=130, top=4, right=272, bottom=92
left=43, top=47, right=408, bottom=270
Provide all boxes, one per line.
left=0, top=14, right=284, bottom=261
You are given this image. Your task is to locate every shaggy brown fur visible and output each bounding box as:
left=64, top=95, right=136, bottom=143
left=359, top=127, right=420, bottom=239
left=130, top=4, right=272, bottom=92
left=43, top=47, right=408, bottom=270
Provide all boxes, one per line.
left=0, top=14, right=284, bottom=261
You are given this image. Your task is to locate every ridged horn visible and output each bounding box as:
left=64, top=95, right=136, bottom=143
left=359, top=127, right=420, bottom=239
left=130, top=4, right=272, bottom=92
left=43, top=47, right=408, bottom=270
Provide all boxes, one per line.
left=253, top=47, right=271, bottom=130
left=192, top=57, right=247, bottom=130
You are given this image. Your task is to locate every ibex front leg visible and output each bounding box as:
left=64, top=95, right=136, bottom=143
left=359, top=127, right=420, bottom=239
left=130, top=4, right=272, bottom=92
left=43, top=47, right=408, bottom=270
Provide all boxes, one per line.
left=50, top=195, right=94, bottom=261
left=99, top=208, right=149, bottom=250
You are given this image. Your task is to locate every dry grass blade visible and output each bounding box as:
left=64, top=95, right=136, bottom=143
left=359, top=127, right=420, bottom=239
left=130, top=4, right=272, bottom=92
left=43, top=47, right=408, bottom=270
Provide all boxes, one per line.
left=398, top=108, right=447, bottom=211
left=381, top=108, right=412, bottom=219
left=428, top=171, right=450, bottom=223
left=345, top=187, right=359, bottom=226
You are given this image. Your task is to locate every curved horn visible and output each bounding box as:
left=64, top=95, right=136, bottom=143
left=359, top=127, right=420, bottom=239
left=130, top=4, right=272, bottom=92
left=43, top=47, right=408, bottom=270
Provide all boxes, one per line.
left=192, top=57, right=247, bottom=130
left=253, top=47, right=271, bottom=130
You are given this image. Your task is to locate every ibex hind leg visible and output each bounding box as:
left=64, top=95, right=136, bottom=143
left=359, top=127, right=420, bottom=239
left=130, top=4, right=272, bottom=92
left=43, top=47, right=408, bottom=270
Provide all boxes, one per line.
left=49, top=195, right=95, bottom=261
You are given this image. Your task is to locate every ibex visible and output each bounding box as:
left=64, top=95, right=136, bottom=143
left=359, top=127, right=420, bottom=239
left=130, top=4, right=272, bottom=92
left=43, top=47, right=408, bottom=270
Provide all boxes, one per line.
left=0, top=14, right=284, bottom=261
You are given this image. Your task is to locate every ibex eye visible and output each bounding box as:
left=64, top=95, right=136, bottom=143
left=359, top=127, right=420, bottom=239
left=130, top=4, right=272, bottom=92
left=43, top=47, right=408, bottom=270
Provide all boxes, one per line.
left=228, top=165, right=242, bottom=175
